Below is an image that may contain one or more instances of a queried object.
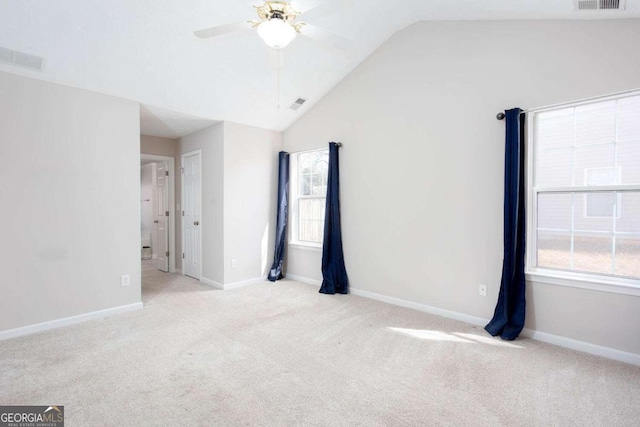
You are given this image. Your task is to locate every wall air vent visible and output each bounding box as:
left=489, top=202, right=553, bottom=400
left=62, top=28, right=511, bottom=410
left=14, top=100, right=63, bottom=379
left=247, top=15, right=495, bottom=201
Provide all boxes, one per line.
left=290, top=97, right=307, bottom=111
left=575, top=0, right=624, bottom=10
left=0, top=46, right=44, bottom=71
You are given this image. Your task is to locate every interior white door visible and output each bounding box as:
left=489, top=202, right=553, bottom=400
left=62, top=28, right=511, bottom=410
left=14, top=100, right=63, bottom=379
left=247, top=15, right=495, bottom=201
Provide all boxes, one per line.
left=183, top=152, right=201, bottom=279
left=155, top=161, right=169, bottom=272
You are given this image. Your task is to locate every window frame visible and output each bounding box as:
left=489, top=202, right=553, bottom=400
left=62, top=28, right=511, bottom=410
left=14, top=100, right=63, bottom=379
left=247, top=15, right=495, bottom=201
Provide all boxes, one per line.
left=525, top=91, right=640, bottom=296
left=289, top=147, right=329, bottom=250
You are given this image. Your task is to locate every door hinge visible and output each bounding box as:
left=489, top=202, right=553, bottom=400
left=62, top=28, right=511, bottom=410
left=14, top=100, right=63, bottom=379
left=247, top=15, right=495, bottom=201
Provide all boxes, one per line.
left=165, top=170, right=169, bottom=177
left=182, top=210, right=184, bottom=216
left=165, top=211, right=169, bottom=217
left=181, top=167, right=184, bottom=174
left=166, top=251, right=169, bottom=257
left=182, top=253, right=185, bottom=259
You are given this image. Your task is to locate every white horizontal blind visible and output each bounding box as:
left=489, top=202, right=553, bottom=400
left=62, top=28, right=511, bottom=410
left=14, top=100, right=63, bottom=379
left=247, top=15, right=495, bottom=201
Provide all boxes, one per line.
left=295, top=149, right=329, bottom=244
left=532, top=93, right=640, bottom=280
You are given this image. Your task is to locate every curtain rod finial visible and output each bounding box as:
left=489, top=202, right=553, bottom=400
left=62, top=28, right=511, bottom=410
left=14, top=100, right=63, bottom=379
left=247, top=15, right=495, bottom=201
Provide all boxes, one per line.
left=496, top=112, right=506, bottom=120
left=334, top=142, right=342, bottom=147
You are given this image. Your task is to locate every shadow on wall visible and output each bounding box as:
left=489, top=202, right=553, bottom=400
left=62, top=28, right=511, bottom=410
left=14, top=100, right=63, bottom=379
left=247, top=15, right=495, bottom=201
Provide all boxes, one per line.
left=262, top=223, right=270, bottom=276
left=524, top=282, right=537, bottom=331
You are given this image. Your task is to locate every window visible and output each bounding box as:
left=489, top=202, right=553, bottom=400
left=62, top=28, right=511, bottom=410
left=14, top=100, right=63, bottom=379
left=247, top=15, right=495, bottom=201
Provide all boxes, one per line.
left=528, top=92, right=640, bottom=287
left=290, top=148, right=329, bottom=247
left=583, top=168, right=622, bottom=219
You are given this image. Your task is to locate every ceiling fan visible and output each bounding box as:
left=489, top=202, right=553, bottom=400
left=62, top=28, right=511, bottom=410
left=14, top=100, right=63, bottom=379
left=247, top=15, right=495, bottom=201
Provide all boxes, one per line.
left=193, top=0, right=353, bottom=50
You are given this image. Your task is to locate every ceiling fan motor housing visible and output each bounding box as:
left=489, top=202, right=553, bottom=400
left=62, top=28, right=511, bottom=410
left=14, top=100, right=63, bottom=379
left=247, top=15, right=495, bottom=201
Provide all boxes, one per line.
left=270, top=10, right=286, bottom=21
left=257, top=1, right=299, bottom=22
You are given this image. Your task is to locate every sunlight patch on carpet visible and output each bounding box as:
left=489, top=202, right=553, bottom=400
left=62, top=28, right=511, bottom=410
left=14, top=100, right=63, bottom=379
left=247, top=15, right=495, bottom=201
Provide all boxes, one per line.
left=388, top=328, right=524, bottom=348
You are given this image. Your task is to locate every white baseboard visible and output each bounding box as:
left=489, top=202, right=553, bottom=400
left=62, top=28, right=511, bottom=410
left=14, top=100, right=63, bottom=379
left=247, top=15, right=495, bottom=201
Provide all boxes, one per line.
left=350, top=287, right=488, bottom=327
left=201, top=276, right=266, bottom=290
left=201, top=277, right=224, bottom=290
left=172, top=268, right=182, bottom=274
left=285, top=274, right=640, bottom=366
left=0, top=302, right=144, bottom=341
left=520, top=328, right=640, bottom=366
left=224, top=276, right=267, bottom=290
left=286, top=274, right=322, bottom=287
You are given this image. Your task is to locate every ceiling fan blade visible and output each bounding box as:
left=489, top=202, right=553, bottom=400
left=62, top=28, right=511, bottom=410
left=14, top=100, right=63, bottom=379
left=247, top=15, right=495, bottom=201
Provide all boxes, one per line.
left=299, top=23, right=354, bottom=52
left=194, top=22, right=252, bottom=39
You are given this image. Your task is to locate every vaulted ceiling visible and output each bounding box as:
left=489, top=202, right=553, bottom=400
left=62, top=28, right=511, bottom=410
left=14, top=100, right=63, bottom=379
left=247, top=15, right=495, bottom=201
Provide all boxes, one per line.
left=1, top=0, right=639, bottom=136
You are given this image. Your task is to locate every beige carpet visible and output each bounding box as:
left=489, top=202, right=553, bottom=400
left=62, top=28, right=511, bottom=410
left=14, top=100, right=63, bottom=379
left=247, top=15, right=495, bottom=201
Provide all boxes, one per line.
left=1, top=265, right=639, bottom=426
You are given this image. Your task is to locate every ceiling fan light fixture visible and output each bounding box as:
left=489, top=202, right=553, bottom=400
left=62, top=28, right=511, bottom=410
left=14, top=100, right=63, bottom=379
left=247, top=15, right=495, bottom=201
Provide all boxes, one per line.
left=257, top=18, right=296, bottom=49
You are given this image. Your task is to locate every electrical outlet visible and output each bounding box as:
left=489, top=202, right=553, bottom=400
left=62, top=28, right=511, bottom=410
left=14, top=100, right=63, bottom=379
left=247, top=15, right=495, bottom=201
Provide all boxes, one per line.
left=231, top=259, right=237, bottom=269
left=121, top=275, right=130, bottom=287
left=478, top=284, right=487, bottom=297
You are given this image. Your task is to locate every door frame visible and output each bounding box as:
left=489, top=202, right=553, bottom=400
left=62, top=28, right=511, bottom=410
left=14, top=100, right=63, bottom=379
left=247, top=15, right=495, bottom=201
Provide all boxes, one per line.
left=141, top=153, right=176, bottom=273
left=181, top=149, right=203, bottom=280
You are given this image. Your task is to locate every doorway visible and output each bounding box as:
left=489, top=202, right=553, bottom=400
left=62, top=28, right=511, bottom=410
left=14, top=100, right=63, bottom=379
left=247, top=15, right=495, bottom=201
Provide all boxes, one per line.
left=141, top=154, right=176, bottom=273
left=182, top=150, right=202, bottom=280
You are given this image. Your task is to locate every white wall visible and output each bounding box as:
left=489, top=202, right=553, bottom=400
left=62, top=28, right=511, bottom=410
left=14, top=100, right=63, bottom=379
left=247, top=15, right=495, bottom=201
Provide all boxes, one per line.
left=179, top=123, right=225, bottom=284
left=178, top=121, right=283, bottom=286
left=0, top=71, right=141, bottom=331
left=141, top=135, right=178, bottom=158
left=223, top=122, right=283, bottom=284
left=283, top=20, right=640, bottom=355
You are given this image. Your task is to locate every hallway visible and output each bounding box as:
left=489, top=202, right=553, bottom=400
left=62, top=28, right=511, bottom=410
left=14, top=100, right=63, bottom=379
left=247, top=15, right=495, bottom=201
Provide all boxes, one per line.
left=141, top=259, right=209, bottom=305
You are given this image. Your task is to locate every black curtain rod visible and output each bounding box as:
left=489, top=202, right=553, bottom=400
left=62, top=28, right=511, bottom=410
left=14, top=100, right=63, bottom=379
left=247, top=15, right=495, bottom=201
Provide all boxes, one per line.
left=496, top=111, right=526, bottom=120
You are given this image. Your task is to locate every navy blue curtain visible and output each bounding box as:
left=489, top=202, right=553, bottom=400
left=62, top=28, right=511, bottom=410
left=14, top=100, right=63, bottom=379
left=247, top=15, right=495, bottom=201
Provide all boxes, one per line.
left=485, top=108, right=527, bottom=340
left=319, top=142, right=349, bottom=294
left=268, top=151, right=290, bottom=282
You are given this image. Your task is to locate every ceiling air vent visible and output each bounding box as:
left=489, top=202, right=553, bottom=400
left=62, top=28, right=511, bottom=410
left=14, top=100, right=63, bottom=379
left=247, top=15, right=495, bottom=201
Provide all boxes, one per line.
left=0, top=46, right=44, bottom=71
left=575, top=0, right=624, bottom=10
left=290, top=97, right=307, bottom=111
